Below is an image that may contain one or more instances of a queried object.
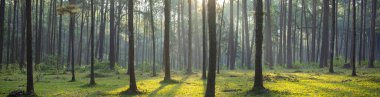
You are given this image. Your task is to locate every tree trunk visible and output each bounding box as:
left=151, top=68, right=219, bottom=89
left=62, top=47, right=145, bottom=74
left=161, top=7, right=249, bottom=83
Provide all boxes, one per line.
left=187, top=0, right=193, bottom=74
left=320, top=0, right=330, bottom=68
left=205, top=0, right=216, bottom=96
left=287, top=0, right=293, bottom=68
left=89, top=0, right=96, bottom=85
left=202, top=0, right=207, bottom=79
left=242, top=0, right=251, bottom=69
left=0, top=0, right=5, bottom=70
left=149, top=0, right=157, bottom=76
left=265, top=0, right=273, bottom=69
left=351, top=0, right=357, bottom=76
left=368, top=0, right=377, bottom=68
left=253, top=0, right=265, bottom=91
left=127, top=0, right=139, bottom=93
left=69, top=0, right=76, bottom=82
left=330, top=0, right=336, bottom=73
left=164, top=0, right=172, bottom=81
left=228, top=0, right=235, bottom=70
left=26, top=0, right=34, bottom=95
left=311, top=0, right=317, bottom=62
left=109, top=0, right=116, bottom=70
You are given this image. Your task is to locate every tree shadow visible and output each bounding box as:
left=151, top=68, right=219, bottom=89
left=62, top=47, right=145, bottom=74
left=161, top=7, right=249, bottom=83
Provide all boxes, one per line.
left=165, top=75, right=191, bottom=96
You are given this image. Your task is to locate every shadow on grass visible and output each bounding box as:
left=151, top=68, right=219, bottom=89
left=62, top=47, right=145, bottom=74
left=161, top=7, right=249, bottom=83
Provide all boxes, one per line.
left=148, top=76, right=189, bottom=97
left=168, top=76, right=190, bottom=94
left=80, top=83, right=97, bottom=88
left=245, top=89, right=291, bottom=97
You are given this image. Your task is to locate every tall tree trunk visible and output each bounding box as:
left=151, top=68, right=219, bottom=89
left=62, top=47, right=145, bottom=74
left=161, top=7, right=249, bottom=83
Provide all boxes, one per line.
left=242, top=0, right=251, bottom=69
left=202, top=0, right=207, bottom=79
left=287, top=0, right=293, bottom=68
left=69, top=0, right=76, bottom=81
left=265, top=0, right=273, bottom=69
left=311, top=0, right=317, bottom=62
left=187, top=0, right=193, bottom=74
left=127, top=0, right=139, bottom=93
left=36, top=0, right=43, bottom=70
left=368, top=0, right=377, bottom=68
left=89, top=0, right=95, bottom=85
left=0, top=0, right=5, bottom=70
left=320, top=0, right=330, bottom=68
left=205, top=0, right=217, bottom=96
left=228, top=0, right=235, bottom=70
left=149, top=0, right=157, bottom=76
left=109, top=0, right=115, bottom=70
left=351, top=0, right=357, bottom=76
left=253, top=0, right=265, bottom=91
left=330, top=0, right=336, bottom=73
left=26, top=0, right=34, bottom=95
left=164, top=0, right=172, bottom=81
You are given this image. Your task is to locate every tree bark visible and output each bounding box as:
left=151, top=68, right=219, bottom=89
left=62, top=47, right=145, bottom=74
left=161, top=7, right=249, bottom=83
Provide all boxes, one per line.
left=26, top=0, right=35, bottom=95
left=368, top=0, right=377, bottom=68
left=253, top=0, right=265, bottom=91
left=205, top=0, right=216, bottom=96
left=351, top=0, right=357, bottom=76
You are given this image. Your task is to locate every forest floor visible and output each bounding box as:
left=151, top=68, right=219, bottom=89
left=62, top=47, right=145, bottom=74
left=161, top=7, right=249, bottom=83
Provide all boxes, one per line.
left=1, top=67, right=380, bottom=97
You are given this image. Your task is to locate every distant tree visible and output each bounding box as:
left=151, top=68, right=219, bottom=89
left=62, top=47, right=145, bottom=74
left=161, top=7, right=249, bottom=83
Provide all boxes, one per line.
left=243, top=0, right=251, bottom=69
left=187, top=0, right=193, bottom=74
left=320, top=0, right=330, bottom=68
left=127, top=0, right=139, bottom=93
left=369, top=0, right=377, bottom=68
left=287, top=0, right=293, bottom=68
left=202, top=0, right=207, bottom=79
left=253, top=0, right=265, bottom=91
left=0, top=0, right=5, bottom=70
left=149, top=0, right=157, bottom=76
left=351, top=0, right=357, bottom=76
left=265, top=0, right=273, bottom=69
left=164, top=0, right=172, bottom=81
left=69, top=0, right=76, bottom=82
left=26, top=0, right=34, bottom=95
left=311, top=0, right=317, bottom=63
left=205, top=0, right=216, bottom=96
left=330, top=0, right=336, bottom=73
left=228, top=0, right=235, bottom=70
left=109, top=0, right=116, bottom=70
left=89, top=0, right=96, bottom=85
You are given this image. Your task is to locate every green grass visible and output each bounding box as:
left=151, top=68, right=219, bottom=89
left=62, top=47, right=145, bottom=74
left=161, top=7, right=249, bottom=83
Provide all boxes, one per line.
left=1, top=67, right=380, bottom=97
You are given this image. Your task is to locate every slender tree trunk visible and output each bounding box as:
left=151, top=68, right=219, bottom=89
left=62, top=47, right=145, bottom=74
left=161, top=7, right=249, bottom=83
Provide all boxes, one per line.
left=265, top=0, right=273, bottom=69
left=330, top=0, right=336, bottom=73
left=89, top=0, right=95, bottom=85
left=311, top=0, right=317, bottom=62
left=253, top=0, right=265, bottom=91
left=202, top=0, right=207, bottom=79
left=109, top=0, right=115, bottom=70
left=164, top=0, right=172, bottom=81
left=351, top=0, right=357, bottom=76
left=205, top=0, right=216, bottom=96
left=228, top=0, right=235, bottom=70
left=0, top=0, right=5, bottom=69
left=26, top=0, right=34, bottom=95
left=127, top=0, right=139, bottom=93
left=287, top=0, right=293, bottom=68
left=187, top=0, right=193, bottom=74
left=368, top=0, right=377, bottom=68
left=149, top=0, right=157, bottom=76
left=320, top=0, right=330, bottom=68
left=69, top=0, right=76, bottom=81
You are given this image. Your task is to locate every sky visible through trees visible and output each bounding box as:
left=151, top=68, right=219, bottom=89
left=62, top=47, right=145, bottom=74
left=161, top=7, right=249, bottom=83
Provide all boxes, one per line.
left=0, top=0, right=380, bottom=96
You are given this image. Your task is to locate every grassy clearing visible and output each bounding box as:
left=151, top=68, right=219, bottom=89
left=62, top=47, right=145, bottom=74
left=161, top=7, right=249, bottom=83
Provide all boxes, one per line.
left=0, top=67, right=380, bottom=97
